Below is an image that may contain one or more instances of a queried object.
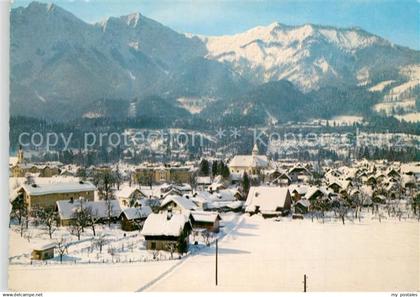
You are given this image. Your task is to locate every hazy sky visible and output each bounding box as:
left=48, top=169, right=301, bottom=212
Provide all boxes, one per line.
left=11, top=0, right=420, bottom=50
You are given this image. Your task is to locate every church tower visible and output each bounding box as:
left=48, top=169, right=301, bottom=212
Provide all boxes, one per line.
left=17, top=145, right=24, bottom=164
left=252, top=143, right=259, bottom=156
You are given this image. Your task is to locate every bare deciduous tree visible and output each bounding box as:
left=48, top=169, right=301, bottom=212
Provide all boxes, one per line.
left=202, top=230, right=211, bottom=246
left=85, top=207, right=100, bottom=236
left=94, top=234, right=108, bottom=253
left=69, top=207, right=88, bottom=241
left=166, top=242, right=176, bottom=259
left=107, top=199, right=115, bottom=227
left=37, top=208, right=58, bottom=239
left=55, top=237, right=68, bottom=263
left=338, top=205, right=349, bottom=225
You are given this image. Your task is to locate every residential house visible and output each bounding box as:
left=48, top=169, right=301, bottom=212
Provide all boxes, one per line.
left=141, top=212, right=192, bottom=251
left=288, top=165, right=312, bottom=184
left=17, top=181, right=96, bottom=210
left=294, top=199, right=310, bottom=214
left=115, top=185, right=146, bottom=207
left=190, top=211, right=222, bottom=233
left=120, top=206, right=153, bottom=231
left=160, top=195, right=198, bottom=213
left=56, top=199, right=122, bottom=226
left=245, top=186, right=292, bottom=217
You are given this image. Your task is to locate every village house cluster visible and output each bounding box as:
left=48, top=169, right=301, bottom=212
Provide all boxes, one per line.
left=8, top=145, right=420, bottom=261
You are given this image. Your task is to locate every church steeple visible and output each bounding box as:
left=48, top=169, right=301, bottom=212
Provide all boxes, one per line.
left=17, top=145, right=24, bottom=164
left=252, top=143, right=259, bottom=156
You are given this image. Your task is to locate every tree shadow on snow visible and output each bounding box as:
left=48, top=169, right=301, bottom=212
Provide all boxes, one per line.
left=199, top=247, right=251, bottom=256
left=237, top=222, right=259, bottom=230
left=229, top=229, right=257, bottom=237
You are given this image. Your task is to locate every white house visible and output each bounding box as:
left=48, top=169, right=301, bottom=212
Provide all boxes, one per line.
left=245, top=186, right=292, bottom=217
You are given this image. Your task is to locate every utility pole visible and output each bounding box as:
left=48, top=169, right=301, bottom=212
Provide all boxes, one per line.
left=303, top=274, right=307, bottom=292
left=215, top=239, right=218, bottom=286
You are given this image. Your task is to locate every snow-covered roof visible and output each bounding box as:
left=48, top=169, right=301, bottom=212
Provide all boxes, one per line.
left=115, top=185, right=145, bottom=199
left=9, top=187, right=21, bottom=202
left=22, top=182, right=96, bottom=196
left=121, top=206, right=152, bottom=220
left=245, top=186, right=290, bottom=212
left=9, top=157, right=18, bottom=167
left=33, top=243, right=56, bottom=251
left=229, top=155, right=268, bottom=168
left=304, top=186, right=327, bottom=199
left=360, top=185, right=374, bottom=196
left=191, top=211, right=221, bottom=223
left=56, top=199, right=122, bottom=220
left=161, top=183, right=193, bottom=193
left=196, top=176, right=212, bottom=184
left=289, top=185, right=308, bottom=195
left=295, top=199, right=310, bottom=208
left=160, top=195, right=198, bottom=211
left=141, top=212, right=190, bottom=237
left=401, top=163, right=420, bottom=175
left=208, top=183, right=225, bottom=191
left=402, top=174, right=417, bottom=187
left=288, top=165, right=311, bottom=175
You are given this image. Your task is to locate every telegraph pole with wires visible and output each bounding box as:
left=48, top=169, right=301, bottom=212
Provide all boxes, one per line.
left=215, top=239, right=218, bottom=286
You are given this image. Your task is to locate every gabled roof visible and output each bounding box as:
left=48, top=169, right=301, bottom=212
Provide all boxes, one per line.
left=33, top=243, right=56, bottom=251
left=21, top=181, right=96, bottom=196
left=304, top=186, right=328, bottom=200
left=160, top=195, right=198, bottom=211
left=295, top=199, right=310, bottom=208
left=56, top=199, right=121, bottom=220
left=141, top=212, right=190, bottom=237
left=162, top=188, right=183, bottom=198
left=271, top=172, right=292, bottom=184
left=288, top=165, right=311, bottom=175
left=289, top=185, right=308, bottom=195
left=229, top=155, right=268, bottom=168
left=190, top=211, right=221, bottom=223
left=245, top=186, right=290, bottom=212
left=115, top=186, right=145, bottom=199
left=121, top=206, right=152, bottom=220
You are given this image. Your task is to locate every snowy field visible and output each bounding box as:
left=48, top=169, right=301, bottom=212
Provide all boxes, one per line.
left=9, top=213, right=419, bottom=292
left=147, top=215, right=419, bottom=292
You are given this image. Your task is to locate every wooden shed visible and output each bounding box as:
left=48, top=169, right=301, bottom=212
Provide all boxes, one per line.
left=31, top=243, right=56, bottom=260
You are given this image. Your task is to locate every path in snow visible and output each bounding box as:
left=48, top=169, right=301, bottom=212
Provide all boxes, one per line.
left=9, top=261, right=174, bottom=291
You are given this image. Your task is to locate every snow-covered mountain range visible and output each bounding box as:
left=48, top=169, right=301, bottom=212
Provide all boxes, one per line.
left=10, top=1, right=420, bottom=123
left=200, top=22, right=414, bottom=91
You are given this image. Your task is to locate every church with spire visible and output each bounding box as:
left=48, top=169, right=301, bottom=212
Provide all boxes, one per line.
left=228, top=144, right=269, bottom=177
left=9, top=146, right=60, bottom=178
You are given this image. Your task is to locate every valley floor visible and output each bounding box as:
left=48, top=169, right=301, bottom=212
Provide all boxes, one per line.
left=8, top=214, right=419, bottom=292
